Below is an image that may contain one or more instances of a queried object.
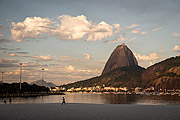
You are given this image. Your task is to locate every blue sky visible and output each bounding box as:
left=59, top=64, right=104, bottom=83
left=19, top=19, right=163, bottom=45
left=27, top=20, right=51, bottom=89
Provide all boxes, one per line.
left=0, top=0, right=180, bottom=85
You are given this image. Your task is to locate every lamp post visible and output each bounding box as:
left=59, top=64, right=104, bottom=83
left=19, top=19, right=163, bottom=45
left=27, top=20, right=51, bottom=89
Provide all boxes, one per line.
left=19, top=63, right=23, bottom=90
left=42, top=68, right=44, bottom=86
left=1, top=72, right=3, bottom=83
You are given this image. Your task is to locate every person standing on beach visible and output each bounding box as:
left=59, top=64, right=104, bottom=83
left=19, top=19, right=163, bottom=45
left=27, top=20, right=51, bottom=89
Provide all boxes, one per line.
left=9, top=97, right=12, bottom=104
left=62, top=97, right=66, bottom=105
left=4, top=98, right=6, bottom=104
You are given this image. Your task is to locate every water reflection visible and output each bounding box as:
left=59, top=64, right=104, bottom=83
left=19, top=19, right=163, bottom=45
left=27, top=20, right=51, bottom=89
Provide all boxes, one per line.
left=1, top=93, right=180, bottom=105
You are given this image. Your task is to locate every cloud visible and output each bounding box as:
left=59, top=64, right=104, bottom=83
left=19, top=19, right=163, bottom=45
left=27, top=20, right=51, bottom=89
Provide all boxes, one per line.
left=141, top=32, right=147, bottom=35
left=131, top=28, right=141, bottom=33
left=104, top=33, right=127, bottom=44
left=56, top=58, right=72, bottom=62
left=0, top=58, right=19, bottom=67
left=127, top=37, right=137, bottom=42
left=86, top=21, right=120, bottom=41
left=11, top=17, right=53, bottom=42
left=0, top=24, right=5, bottom=29
left=0, top=38, right=12, bottom=43
left=98, top=60, right=106, bottom=64
left=66, top=65, right=75, bottom=71
left=83, top=53, right=92, bottom=60
left=31, top=55, right=53, bottom=61
left=134, top=53, right=160, bottom=61
left=15, top=52, right=29, bottom=54
left=4, top=51, right=53, bottom=61
left=152, top=27, right=163, bottom=32
left=11, top=15, right=120, bottom=42
left=172, top=33, right=180, bottom=37
left=0, top=47, right=22, bottom=51
left=126, top=24, right=139, bottom=29
left=0, top=33, right=3, bottom=37
left=173, top=45, right=180, bottom=52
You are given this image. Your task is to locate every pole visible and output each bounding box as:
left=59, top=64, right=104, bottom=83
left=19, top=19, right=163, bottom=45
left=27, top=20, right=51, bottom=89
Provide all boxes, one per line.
left=42, top=68, right=44, bottom=86
left=20, top=63, right=22, bottom=89
left=2, top=72, right=3, bottom=83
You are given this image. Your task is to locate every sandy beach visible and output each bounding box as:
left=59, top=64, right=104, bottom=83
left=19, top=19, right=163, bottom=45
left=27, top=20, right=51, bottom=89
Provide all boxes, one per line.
left=0, top=103, right=180, bottom=120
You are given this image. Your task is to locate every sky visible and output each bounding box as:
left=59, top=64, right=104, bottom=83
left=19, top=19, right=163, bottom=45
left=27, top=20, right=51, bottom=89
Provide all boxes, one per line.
left=0, top=0, right=180, bottom=85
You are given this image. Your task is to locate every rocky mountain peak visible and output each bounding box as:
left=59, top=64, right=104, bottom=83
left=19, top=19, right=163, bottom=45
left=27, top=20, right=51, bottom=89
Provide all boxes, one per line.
left=102, top=43, right=138, bottom=74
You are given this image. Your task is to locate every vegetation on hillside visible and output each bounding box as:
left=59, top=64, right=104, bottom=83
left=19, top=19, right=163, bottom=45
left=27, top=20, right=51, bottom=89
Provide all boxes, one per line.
left=61, top=66, right=145, bottom=89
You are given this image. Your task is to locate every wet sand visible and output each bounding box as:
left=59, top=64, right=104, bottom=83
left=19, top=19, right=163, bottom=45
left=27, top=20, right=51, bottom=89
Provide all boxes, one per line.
left=0, top=103, right=180, bottom=120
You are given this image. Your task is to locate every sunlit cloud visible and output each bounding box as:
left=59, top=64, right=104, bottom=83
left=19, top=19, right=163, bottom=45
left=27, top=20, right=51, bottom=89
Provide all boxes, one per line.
left=131, top=28, right=141, bottom=33
left=4, top=51, right=53, bottom=61
left=134, top=53, right=160, bottom=61
left=66, top=65, right=75, bottom=71
left=104, top=33, right=127, bottom=44
left=152, top=27, right=163, bottom=32
left=10, top=15, right=120, bottom=42
left=173, top=45, right=180, bottom=52
left=126, top=24, right=139, bottom=29
left=128, top=37, right=137, bottom=42
left=83, top=53, right=92, bottom=60
left=0, top=33, right=3, bottom=37
left=11, top=17, right=54, bottom=42
left=141, top=32, right=147, bottom=35
left=172, top=33, right=180, bottom=37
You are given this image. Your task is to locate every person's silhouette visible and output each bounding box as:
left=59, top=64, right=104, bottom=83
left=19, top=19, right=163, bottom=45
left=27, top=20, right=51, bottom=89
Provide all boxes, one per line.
left=62, top=97, right=66, bottom=105
left=4, top=98, right=6, bottom=104
left=9, top=97, right=12, bottom=104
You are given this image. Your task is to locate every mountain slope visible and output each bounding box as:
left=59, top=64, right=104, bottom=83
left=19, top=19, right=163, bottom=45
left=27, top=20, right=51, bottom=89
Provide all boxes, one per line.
left=102, top=43, right=138, bottom=74
left=141, top=56, right=180, bottom=89
left=61, top=66, right=145, bottom=89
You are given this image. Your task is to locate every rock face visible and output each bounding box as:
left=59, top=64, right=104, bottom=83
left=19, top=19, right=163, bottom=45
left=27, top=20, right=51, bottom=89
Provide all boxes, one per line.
left=102, top=43, right=138, bottom=74
left=141, top=56, right=180, bottom=89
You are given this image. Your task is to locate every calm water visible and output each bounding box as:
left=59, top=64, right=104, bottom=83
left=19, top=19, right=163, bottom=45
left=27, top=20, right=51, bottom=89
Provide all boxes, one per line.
left=1, top=93, right=180, bottom=105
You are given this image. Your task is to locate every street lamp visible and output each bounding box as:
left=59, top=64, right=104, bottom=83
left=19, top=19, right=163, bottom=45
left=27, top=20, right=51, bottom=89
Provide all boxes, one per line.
left=19, top=63, right=23, bottom=89
left=1, top=72, right=3, bottom=83
left=42, top=68, right=44, bottom=86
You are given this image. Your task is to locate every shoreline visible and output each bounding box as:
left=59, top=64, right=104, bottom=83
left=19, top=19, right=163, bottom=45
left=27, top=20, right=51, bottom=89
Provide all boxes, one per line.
left=0, top=92, right=65, bottom=98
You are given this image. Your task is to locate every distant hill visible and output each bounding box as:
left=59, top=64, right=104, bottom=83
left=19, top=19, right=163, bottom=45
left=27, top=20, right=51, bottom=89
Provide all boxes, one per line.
left=141, top=56, right=180, bottom=90
left=30, top=80, right=57, bottom=88
left=61, top=66, right=145, bottom=89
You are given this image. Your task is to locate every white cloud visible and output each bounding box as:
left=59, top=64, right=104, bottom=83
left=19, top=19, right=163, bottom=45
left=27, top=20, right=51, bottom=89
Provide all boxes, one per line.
left=134, top=53, right=160, bottom=61
left=11, top=15, right=120, bottom=42
left=126, top=24, right=139, bottom=29
left=52, top=15, right=91, bottom=41
left=32, top=55, right=53, bottom=61
left=105, top=33, right=127, bottom=44
left=128, top=37, right=137, bottom=42
left=152, top=27, right=163, bottom=32
left=172, top=33, right=180, bottom=37
left=131, top=28, right=141, bottom=33
left=83, top=53, right=92, bottom=60
left=173, top=45, right=180, bottom=52
left=66, top=65, right=75, bottom=71
left=11, top=17, right=53, bottom=42
left=86, top=21, right=120, bottom=41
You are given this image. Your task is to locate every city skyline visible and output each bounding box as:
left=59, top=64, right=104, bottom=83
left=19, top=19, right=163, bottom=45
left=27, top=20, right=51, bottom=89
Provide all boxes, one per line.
left=0, top=0, right=180, bottom=85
